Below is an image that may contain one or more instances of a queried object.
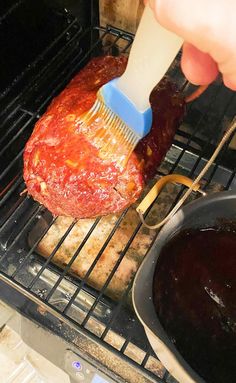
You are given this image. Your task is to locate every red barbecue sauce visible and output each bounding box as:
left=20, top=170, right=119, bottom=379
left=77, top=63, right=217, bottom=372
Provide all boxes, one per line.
left=153, top=227, right=236, bottom=383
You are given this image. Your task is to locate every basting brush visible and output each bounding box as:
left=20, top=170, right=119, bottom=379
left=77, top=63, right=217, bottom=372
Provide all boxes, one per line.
left=79, top=5, right=183, bottom=168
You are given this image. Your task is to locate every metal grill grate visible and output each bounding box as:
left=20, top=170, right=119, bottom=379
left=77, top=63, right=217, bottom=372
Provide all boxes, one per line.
left=0, top=5, right=236, bottom=382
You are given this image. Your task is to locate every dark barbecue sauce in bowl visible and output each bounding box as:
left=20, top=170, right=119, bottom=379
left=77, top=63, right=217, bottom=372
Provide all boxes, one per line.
left=153, top=227, right=236, bottom=383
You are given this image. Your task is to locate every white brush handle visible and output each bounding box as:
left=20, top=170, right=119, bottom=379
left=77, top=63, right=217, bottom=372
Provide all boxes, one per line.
left=117, top=6, right=183, bottom=112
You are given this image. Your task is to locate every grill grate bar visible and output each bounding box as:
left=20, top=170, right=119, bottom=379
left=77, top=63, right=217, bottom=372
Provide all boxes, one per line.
left=169, top=85, right=224, bottom=174
left=0, top=270, right=161, bottom=383
left=0, top=114, right=36, bottom=158
left=0, top=174, right=23, bottom=207
left=120, top=40, right=133, bottom=53
left=0, top=149, right=23, bottom=183
left=80, top=202, right=157, bottom=327
left=19, top=108, right=35, bottom=117
left=0, top=106, right=22, bottom=134
left=11, top=215, right=57, bottom=279
left=0, top=114, right=37, bottom=192
left=197, top=95, right=235, bottom=189
left=20, top=30, right=85, bottom=113
left=17, top=30, right=109, bottom=120
left=95, top=26, right=133, bottom=55
left=104, top=25, right=134, bottom=40
left=63, top=209, right=129, bottom=314
left=31, top=47, right=84, bottom=114
left=0, top=205, right=44, bottom=259
left=198, top=94, right=234, bottom=164
left=0, top=191, right=28, bottom=230
left=225, top=170, right=236, bottom=190
left=141, top=95, right=236, bottom=266
left=0, top=18, right=79, bottom=112
left=163, top=371, right=170, bottom=381
left=120, top=338, right=131, bottom=354
left=34, top=30, right=109, bottom=116
left=26, top=219, right=78, bottom=288
left=45, top=218, right=101, bottom=302
left=101, top=33, right=132, bottom=55
left=104, top=34, right=121, bottom=49
left=200, top=101, right=236, bottom=190
left=0, top=108, right=24, bottom=135
left=141, top=352, right=151, bottom=368
left=0, top=0, right=26, bottom=22
left=80, top=232, right=141, bottom=327
left=203, top=140, right=234, bottom=190
left=100, top=278, right=133, bottom=341
left=160, top=97, right=236, bottom=225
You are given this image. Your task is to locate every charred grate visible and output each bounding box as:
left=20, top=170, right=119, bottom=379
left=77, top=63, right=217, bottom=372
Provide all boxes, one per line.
left=0, top=5, right=236, bottom=382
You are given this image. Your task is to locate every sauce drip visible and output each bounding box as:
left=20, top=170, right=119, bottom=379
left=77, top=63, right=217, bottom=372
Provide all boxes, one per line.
left=153, top=227, right=236, bottom=383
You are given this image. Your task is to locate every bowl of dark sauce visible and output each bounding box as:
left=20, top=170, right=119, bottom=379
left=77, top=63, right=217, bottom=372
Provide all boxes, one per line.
left=133, top=191, right=236, bottom=383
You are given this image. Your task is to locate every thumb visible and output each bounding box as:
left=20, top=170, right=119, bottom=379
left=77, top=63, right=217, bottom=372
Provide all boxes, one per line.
left=181, top=43, right=218, bottom=85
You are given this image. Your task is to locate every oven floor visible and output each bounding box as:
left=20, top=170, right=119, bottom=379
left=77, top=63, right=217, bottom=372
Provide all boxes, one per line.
left=0, top=301, right=70, bottom=383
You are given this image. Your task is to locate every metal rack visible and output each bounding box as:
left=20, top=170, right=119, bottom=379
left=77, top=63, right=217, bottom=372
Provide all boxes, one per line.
left=0, top=3, right=236, bottom=383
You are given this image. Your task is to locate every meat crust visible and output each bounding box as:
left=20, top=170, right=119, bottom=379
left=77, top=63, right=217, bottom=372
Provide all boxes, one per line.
left=24, top=56, right=185, bottom=218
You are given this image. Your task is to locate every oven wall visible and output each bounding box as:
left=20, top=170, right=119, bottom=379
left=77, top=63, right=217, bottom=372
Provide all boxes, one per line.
left=99, top=0, right=144, bottom=33
left=46, top=0, right=99, bottom=27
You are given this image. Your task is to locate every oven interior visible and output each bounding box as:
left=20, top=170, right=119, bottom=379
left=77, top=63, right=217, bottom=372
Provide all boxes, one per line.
left=0, top=1, right=236, bottom=382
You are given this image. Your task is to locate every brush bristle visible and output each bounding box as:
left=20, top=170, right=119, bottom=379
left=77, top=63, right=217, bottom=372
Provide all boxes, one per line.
left=78, top=97, right=140, bottom=168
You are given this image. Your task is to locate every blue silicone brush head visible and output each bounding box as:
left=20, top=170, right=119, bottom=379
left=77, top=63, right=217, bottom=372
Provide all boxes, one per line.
left=78, top=4, right=183, bottom=169
left=100, top=78, right=153, bottom=139
left=78, top=78, right=153, bottom=169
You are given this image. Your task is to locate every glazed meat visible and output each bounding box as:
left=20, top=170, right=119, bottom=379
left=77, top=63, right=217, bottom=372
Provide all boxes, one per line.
left=24, top=56, right=184, bottom=218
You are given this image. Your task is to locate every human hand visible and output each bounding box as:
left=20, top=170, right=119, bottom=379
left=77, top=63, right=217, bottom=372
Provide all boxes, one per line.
left=146, top=0, right=236, bottom=90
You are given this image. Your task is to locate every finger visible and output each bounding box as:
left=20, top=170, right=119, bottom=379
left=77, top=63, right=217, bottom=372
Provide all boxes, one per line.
left=181, top=43, right=219, bottom=85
